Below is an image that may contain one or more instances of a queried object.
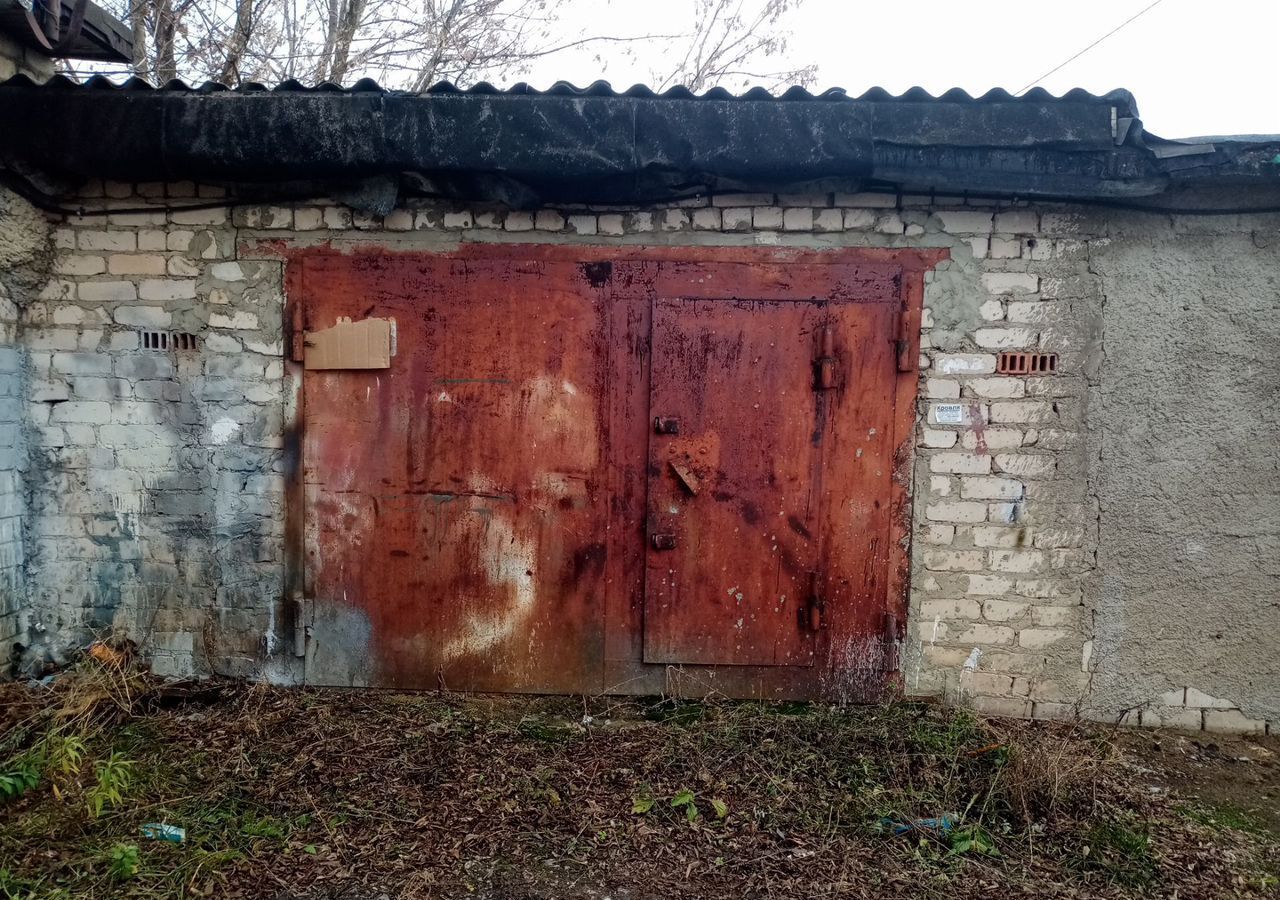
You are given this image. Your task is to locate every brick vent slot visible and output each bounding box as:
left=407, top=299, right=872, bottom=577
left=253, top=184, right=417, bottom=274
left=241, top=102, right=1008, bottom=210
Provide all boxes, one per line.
left=997, top=351, right=1057, bottom=375
left=141, top=331, right=200, bottom=352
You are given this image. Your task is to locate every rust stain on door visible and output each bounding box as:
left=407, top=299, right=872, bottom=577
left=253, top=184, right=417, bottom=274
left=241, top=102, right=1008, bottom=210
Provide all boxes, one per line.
left=289, top=245, right=944, bottom=699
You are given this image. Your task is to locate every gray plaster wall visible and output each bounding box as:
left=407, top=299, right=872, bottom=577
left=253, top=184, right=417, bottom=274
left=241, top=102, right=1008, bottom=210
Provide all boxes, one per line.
left=1086, top=220, right=1280, bottom=726
left=0, top=187, right=51, bottom=663
left=0, top=15, right=55, bottom=665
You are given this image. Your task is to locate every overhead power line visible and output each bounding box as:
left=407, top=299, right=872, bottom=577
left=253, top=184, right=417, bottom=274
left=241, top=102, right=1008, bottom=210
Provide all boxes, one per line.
left=1015, top=0, right=1168, bottom=95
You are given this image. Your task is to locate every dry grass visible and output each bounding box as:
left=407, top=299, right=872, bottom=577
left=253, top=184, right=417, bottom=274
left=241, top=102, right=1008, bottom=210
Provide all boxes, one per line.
left=0, top=658, right=1277, bottom=899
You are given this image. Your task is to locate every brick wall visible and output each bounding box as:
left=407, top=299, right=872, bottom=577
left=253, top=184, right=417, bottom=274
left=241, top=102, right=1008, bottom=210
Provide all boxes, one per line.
left=14, top=181, right=1276, bottom=733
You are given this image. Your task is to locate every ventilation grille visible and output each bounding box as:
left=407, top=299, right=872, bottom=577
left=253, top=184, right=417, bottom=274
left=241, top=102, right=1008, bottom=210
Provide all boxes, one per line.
left=141, top=331, right=200, bottom=351
left=997, top=351, right=1057, bottom=375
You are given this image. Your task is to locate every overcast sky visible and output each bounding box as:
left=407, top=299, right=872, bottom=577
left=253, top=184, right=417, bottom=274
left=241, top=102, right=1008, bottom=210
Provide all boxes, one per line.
left=522, top=0, right=1279, bottom=139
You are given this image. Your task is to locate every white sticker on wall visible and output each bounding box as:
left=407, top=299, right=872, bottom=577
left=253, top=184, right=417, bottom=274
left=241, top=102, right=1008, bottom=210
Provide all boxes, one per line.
left=934, top=404, right=964, bottom=424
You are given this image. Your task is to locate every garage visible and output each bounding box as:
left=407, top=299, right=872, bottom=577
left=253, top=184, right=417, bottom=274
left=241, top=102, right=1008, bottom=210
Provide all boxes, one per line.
left=293, top=245, right=936, bottom=699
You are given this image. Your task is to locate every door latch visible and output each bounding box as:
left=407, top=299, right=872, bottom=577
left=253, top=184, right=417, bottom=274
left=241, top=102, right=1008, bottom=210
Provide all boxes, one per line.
left=669, top=462, right=700, bottom=496
left=650, top=533, right=678, bottom=551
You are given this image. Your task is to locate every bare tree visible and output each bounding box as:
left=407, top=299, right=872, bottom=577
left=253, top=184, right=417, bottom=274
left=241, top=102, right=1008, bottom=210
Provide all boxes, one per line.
left=89, top=0, right=810, bottom=93
left=219, top=0, right=261, bottom=83
left=659, top=0, right=814, bottom=92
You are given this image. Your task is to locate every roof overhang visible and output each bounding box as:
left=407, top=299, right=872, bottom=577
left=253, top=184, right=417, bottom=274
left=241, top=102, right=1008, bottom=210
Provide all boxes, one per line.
left=0, top=78, right=1276, bottom=209
left=0, top=0, right=133, bottom=63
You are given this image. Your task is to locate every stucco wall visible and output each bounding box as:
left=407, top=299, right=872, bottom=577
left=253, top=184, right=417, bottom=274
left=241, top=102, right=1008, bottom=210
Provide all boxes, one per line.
left=1083, top=217, right=1280, bottom=731
left=4, top=179, right=1275, bottom=732
left=0, top=187, right=50, bottom=665
left=0, top=0, right=57, bottom=666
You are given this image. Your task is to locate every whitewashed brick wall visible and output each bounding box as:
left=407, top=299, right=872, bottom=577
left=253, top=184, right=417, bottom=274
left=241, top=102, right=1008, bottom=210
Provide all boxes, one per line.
left=15, top=181, right=1273, bottom=734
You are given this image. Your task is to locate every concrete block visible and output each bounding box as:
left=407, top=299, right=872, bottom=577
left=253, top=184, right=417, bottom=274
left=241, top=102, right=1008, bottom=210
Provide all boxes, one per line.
left=989, top=548, right=1047, bottom=573
left=597, top=214, right=624, bottom=235
left=935, top=210, right=993, bottom=234
left=782, top=208, right=813, bottom=231
left=925, top=500, right=988, bottom=523
left=955, top=623, right=1016, bottom=646
left=113, top=306, right=172, bottom=328
left=982, top=272, right=1039, bottom=294
left=920, top=428, right=958, bottom=448
left=658, top=209, right=689, bottom=231
left=929, top=452, right=991, bottom=475
left=933, top=353, right=997, bottom=376
left=54, top=255, right=106, bottom=276
left=1202, top=709, right=1266, bottom=734
left=923, top=549, right=985, bottom=571
left=78, top=230, right=136, bottom=252
left=919, top=597, right=981, bottom=619
left=721, top=208, right=752, bottom=231
left=504, top=211, right=534, bottom=232
left=535, top=210, right=565, bottom=231
left=139, top=279, right=196, bottom=301
left=994, top=211, right=1039, bottom=233
left=974, top=327, right=1037, bottom=349
left=78, top=281, right=138, bottom=302
left=960, top=477, right=1023, bottom=501
left=52, top=352, right=111, bottom=376
left=994, top=453, right=1056, bottom=478
left=989, top=401, right=1056, bottom=424
left=752, top=207, right=784, bottom=229
left=107, top=254, right=167, bottom=276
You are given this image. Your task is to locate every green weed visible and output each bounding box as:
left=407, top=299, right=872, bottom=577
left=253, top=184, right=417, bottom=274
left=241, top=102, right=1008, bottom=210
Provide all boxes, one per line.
left=1079, top=819, right=1157, bottom=887
left=105, top=843, right=140, bottom=881
left=1179, top=802, right=1268, bottom=835
left=86, top=752, right=134, bottom=818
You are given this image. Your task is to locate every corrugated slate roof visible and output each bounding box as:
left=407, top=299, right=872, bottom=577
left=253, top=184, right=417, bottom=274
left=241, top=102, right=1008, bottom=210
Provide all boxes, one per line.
left=7, top=73, right=1142, bottom=117
left=2, top=73, right=1275, bottom=209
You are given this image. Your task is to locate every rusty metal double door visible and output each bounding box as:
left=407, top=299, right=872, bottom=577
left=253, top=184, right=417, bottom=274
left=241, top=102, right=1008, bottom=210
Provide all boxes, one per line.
left=294, top=249, right=909, bottom=697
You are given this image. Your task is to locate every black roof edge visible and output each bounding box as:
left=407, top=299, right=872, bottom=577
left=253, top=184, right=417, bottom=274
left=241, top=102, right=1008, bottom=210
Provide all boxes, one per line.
left=0, top=75, right=1275, bottom=208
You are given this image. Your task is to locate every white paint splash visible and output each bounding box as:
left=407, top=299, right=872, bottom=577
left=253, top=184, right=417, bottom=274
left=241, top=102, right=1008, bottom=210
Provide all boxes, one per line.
left=442, top=515, right=538, bottom=663
left=265, top=598, right=278, bottom=656
left=210, top=417, right=241, bottom=445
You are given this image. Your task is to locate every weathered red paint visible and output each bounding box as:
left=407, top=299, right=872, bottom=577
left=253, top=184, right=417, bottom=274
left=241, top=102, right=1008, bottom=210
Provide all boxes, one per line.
left=287, top=244, right=945, bottom=699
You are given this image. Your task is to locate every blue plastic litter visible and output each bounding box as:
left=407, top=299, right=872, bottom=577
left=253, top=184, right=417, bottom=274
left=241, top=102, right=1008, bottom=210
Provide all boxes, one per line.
left=880, top=814, right=958, bottom=835
left=141, top=823, right=186, bottom=843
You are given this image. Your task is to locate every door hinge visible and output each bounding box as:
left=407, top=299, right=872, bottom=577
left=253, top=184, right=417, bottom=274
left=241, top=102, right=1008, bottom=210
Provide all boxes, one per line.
left=896, top=304, right=918, bottom=373
left=292, top=591, right=313, bottom=657
left=814, top=324, right=839, bottom=390
left=650, top=533, right=678, bottom=551
left=290, top=305, right=306, bottom=363
left=882, top=612, right=905, bottom=672
left=799, top=572, right=826, bottom=631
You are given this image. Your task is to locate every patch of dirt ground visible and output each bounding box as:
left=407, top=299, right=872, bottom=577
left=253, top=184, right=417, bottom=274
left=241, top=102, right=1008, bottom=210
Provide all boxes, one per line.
left=1, top=664, right=1277, bottom=899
